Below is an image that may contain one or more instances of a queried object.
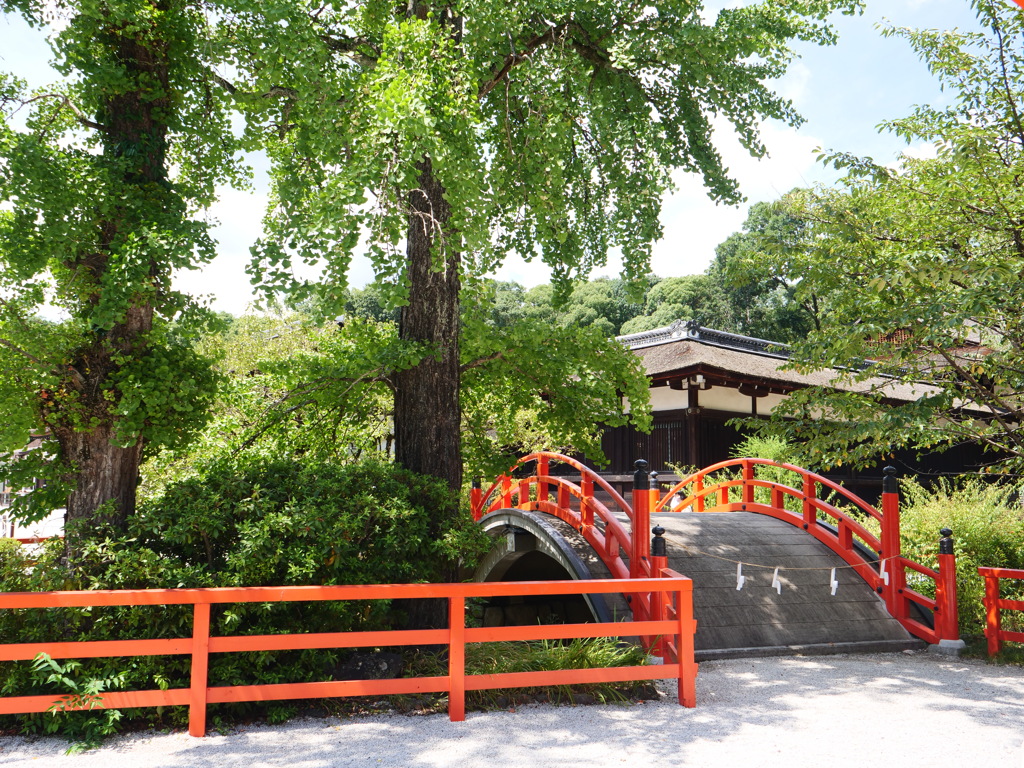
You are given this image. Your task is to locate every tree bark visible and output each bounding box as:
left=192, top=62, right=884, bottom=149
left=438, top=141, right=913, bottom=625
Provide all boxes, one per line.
left=394, top=158, right=463, bottom=497
left=394, top=158, right=462, bottom=631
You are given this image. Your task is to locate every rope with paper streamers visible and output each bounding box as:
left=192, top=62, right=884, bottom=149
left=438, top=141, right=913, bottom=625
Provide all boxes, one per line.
left=669, top=542, right=899, bottom=596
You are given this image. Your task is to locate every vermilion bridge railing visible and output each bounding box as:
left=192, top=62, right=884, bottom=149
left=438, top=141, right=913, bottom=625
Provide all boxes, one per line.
left=471, top=452, right=960, bottom=646
left=472, top=452, right=654, bottom=618
left=0, top=576, right=698, bottom=737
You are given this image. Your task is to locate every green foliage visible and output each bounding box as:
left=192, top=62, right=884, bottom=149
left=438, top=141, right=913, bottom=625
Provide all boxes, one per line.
left=28, top=654, right=126, bottom=754
left=707, top=200, right=822, bottom=343
left=410, top=637, right=650, bottom=710
left=461, top=280, right=652, bottom=477
left=619, top=275, right=726, bottom=336
left=134, top=456, right=486, bottom=587
left=747, top=2, right=1024, bottom=474
left=244, top=0, right=862, bottom=309
left=897, top=478, right=1024, bottom=634
left=730, top=434, right=797, bottom=465
left=0, top=457, right=488, bottom=741
left=138, top=312, right=414, bottom=500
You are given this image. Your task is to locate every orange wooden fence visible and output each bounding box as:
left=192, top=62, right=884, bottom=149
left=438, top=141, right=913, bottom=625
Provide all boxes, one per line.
left=978, top=567, right=1024, bottom=655
left=0, top=574, right=697, bottom=737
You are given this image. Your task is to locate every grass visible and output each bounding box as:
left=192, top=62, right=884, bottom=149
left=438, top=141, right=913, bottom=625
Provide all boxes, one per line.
left=959, top=635, right=1024, bottom=666
left=393, top=637, right=657, bottom=713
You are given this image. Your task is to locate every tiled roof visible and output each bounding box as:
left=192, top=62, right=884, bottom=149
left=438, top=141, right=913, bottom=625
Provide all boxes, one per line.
left=617, top=321, right=942, bottom=405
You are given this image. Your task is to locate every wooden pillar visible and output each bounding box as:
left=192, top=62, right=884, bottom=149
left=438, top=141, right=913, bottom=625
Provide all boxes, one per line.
left=686, top=383, right=701, bottom=467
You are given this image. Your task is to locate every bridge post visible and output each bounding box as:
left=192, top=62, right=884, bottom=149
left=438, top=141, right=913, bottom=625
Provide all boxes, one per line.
left=538, top=455, right=549, bottom=505
left=501, top=475, right=512, bottom=508
left=742, top=460, right=755, bottom=504
left=935, top=528, right=965, bottom=653
left=651, top=525, right=669, bottom=660
left=632, top=460, right=651, bottom=583
left=649, top=470, right=660, bottom=514
left=470, top=477, right=482, bottom=521
left=881, top=467, right=904, bottom=618
left=580, top=474, right=594, bottom=528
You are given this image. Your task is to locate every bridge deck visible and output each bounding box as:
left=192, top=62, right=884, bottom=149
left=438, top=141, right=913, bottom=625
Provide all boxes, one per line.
left=652, top=511, right=924, bottom=658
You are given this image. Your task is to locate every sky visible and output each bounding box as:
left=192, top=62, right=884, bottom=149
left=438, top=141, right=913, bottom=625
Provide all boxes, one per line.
left=0, top=1, right=996, bottom=315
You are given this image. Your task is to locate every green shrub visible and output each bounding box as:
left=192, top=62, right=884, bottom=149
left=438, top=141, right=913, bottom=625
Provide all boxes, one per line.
left=897, top=477, right=1024, bottom=635
left=0, top=457, right=488, bottom=739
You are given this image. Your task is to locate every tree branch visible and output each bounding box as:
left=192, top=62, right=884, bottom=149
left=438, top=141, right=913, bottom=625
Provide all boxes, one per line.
left=19, top=93, right=107, bottom=132
left=0, top=337, right=46, bottom=368
left=320, top=34, right=379, bottom=68
left=478, top=19, right=629, bottom=100
left=460, top=350, right=506, bottom=373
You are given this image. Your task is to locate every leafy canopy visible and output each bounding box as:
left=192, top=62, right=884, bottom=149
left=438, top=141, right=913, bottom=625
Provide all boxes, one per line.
left=231, top=0, right=863, bottom=310
left=747, top=0, right=1024, bottom=474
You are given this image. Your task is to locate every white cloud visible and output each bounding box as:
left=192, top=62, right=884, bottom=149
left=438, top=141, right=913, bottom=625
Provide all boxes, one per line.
left=901, top=141, right=940, bottom=160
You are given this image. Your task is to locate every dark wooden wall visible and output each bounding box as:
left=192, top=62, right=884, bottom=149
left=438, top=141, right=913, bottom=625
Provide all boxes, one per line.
left=599, top=409, right=745, bottom=475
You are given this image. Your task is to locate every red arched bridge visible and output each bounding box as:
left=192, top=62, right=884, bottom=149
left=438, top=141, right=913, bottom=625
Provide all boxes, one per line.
left=471, top=452, right=962, bottom=658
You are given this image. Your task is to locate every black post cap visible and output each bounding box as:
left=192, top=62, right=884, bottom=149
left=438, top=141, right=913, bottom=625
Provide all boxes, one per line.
left=939, top=527, right=954, bottom=555
left=651, top=525, right=667, bottom=557
left=882, top=465, right=899, bottom=494
left=471, top=477, right=481, bottom=489
left=634, top=459, right=650, bottom=490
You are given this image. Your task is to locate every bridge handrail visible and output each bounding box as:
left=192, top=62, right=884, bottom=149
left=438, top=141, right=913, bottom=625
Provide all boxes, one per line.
left=979, top=566, right=1024, bottom=655
left=472, top=453, right=961, bottom=649
left=654, top=458, right=883, bottom=523
left=658, top=477, right=883, bottom=555
left=474, top=452, right=632, bottom=523
left=0, top=575, right=698, bottom=735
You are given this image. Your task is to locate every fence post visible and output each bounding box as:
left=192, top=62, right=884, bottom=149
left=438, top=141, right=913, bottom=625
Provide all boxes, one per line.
left=880, top=466, right=903, bottom=615
left=676, top=579, right=697, bottom=709
left=932, top=528, right=963, bottom=652
left=188, top=602, right=211, bottom=738
left=449, top=596, right=466, bottom=721
left=982, top=569, right=1002, bottom=656
left=470, top=477, right=483, bottom=520
left=651, top=525, right=669, bottom=659
left=632, top=459, right=650, bottom=582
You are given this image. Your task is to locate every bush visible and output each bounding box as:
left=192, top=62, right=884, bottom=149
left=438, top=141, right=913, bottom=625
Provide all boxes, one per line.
left=0, top=457, right=488, bottom=741
left=897, top=477, right=1024, bottom=635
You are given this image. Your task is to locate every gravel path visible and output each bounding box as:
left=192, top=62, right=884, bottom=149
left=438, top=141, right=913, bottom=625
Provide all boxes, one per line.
left=2, top=651, right=1023, bottom=768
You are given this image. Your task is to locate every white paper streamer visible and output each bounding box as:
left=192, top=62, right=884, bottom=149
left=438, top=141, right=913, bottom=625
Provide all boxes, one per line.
left=830, top=567, right=839, bottom=596
left=736, top=562, right=746, bottom=591
left=880, top=559, right=890, bottom=586
left=772, top=567, right=782, bottom=595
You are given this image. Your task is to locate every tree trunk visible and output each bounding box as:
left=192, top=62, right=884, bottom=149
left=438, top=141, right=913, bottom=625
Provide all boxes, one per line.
left=47, top=16, right=170, bottom=563
left=61, top=427, right=142, bottom=533
left=394, top=158, right=463, bottom=496
left=394, top=158, right=462, bottom=630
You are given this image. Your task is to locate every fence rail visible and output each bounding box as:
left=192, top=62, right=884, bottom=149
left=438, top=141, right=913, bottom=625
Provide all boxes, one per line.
left=978, top=566, right=1024, bottom=655
left=0, top=574, right=697, bottom=737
